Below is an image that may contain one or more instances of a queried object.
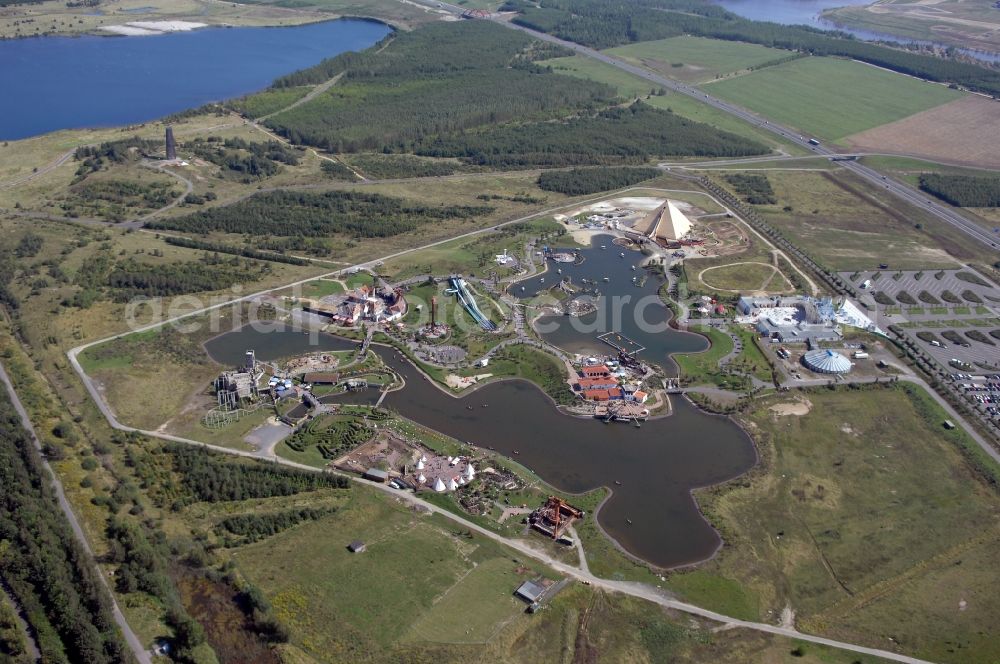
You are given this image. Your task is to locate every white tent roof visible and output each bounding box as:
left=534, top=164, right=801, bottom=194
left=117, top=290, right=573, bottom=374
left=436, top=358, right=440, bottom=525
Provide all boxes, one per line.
left=447, top=478, right=459, bottom=491
left=433, top=477, right=447, bottom=492
left=803, top=349, right=852, bottom=374
left=418, top=474, right=426, bottom=484
left=464, top=463, right=475, bottom=480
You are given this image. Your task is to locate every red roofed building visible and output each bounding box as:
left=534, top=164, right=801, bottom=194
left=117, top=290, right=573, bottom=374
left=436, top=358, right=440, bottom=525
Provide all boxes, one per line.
left=581, top=364, right=611, bottom=378
left=581, top=387, right=624, bottom=401
left=575, top=376, right=618, bottom=391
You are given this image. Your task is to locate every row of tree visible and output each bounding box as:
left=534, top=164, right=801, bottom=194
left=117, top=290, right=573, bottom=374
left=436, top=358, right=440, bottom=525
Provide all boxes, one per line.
left=150, top=190, right=494, bottom=238
left=216, top=507, right=336, bottom=545
left=919, top=173, right=1000, bottom=207
left=166, top=443, right=349, bottom=504
left=537, top=166, right=660, bottom=194
left=163, top=236, right=310, bottom=265
left=0, top=391, right=128, bottom=663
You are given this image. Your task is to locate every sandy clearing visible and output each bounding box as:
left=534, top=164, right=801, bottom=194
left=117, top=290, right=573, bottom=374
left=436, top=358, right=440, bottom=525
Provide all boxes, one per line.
left=770, top=399, right=812, bottom=416
left=846, top=95, right=1000, bottom=170
left=444, top=373, right=492, bottom=389
left=101, top=20, right=207, bottom=36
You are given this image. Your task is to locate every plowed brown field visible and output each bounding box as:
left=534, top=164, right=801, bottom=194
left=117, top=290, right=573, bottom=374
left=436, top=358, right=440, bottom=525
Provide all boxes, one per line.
left=846, top=95, right=1000, bottom=170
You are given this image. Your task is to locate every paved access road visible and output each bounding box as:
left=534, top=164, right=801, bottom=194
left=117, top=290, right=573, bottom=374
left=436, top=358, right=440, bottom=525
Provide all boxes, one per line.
left=0, top=362, right=152, bottom=664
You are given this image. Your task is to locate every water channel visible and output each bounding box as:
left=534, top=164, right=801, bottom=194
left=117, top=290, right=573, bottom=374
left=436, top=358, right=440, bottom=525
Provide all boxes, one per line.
left=0, top=19, right=391, bottom=140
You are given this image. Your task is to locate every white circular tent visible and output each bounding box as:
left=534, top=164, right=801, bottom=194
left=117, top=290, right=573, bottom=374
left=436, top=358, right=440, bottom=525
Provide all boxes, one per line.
left=803, top=349, right=852, bottom=374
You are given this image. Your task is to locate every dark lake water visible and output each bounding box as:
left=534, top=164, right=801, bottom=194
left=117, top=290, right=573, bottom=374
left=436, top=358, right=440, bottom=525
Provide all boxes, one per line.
left=203, top=325, right=757, bottom=569
left=0, top=19, right=391, bottom=140
left=512, top=234, right=707, bottom=370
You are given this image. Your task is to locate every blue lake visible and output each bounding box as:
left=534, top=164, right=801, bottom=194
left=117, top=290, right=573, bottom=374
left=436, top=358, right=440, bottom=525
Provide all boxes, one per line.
left=0, top=19, right=391, bottom=140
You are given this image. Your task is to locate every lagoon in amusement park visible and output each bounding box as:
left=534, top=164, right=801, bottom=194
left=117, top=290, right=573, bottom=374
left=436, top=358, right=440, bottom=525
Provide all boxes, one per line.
left=203, top=234, right=757, bottom=569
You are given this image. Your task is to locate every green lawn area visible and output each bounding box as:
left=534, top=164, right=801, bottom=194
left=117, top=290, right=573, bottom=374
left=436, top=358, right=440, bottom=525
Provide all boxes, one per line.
left=605, top=36, right=789, bottom=83
left=298, top=279, right=345, bottom=298
left=673, top=325, right=734, bottom=386
left=404, top=557, right=525, bottom=643
left=704, top=56, right=964, bottom=142
left=678, top=385, right=1000, bottom=663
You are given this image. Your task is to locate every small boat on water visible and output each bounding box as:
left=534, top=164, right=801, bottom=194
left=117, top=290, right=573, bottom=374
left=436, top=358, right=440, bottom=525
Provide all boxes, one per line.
left=600, top=245, right=606, bottom=249
left=626, top=518, right=633, bottom=525
left=620, top=252, right=625, bottom=257
left=603, top=277, right=610, bottom=282
left=614, top=480, right=622, bottom=486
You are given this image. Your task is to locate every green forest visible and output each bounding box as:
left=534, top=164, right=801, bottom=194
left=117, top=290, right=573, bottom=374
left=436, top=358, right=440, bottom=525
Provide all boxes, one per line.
left=415, top=103, right=767, bottom=166
left=149, top=190, right=494, bottom=238
left=537, top=166, right=660, bottom=194
left=505, top=0, right=1000, bottom=96
left=0, top=390, right=128, bottom=664
left=69, top=252, right=269, bottom=305
left=167, top=443, right=349, bottom=504
left=919, top=173, right=1000, bottom=207
left=185, top=137, right=301, bottom=182
left=259, top=22, right=614, bottom=152
left=723, top=173, right=776, bottom=204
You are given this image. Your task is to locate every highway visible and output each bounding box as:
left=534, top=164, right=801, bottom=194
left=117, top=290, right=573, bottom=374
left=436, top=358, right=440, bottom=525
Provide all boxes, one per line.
left=418, top=3, right=999, bottom=253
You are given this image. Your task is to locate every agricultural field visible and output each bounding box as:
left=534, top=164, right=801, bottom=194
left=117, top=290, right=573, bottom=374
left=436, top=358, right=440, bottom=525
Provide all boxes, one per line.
left=847, top=95, right=1000, bottom=171
left=704, top=56, right=964, bottom=142
left=605, top=35, right=791, bottom=84
left=539, top=54, right=796, bottom=152
left=673, top=385, right=1000, bottom=664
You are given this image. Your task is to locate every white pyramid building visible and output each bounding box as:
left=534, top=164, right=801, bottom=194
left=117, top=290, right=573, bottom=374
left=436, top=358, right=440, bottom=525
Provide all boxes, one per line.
left=640, top=200, right=692, bottom=243
left=447, top=477, right=459, bottom=491
left=433, top=477, right=447, bottom=492
left=463, top=463, right=475, bottom=481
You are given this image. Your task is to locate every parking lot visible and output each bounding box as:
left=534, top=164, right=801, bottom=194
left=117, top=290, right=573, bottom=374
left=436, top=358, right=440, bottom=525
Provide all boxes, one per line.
left=954, top=373, right=1000, bottom=425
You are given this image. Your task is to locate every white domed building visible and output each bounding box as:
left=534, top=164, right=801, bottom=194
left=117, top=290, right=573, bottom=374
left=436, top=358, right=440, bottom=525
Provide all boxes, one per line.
left=803, top=349, right=852, bottom=374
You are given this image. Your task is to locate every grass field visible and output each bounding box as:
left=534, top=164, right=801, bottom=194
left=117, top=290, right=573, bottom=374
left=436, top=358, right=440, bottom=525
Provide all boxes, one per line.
left=233, top=488, right=549, bottom=657
left=699, top=261, right=792, bottom=294
left=750, top=169, right=964, bottom=270
left=704, top=56, right=964, bottom=142
left=673, top=385, right=1000, bottom=663
left=606, top=36, right=789, bottom=84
